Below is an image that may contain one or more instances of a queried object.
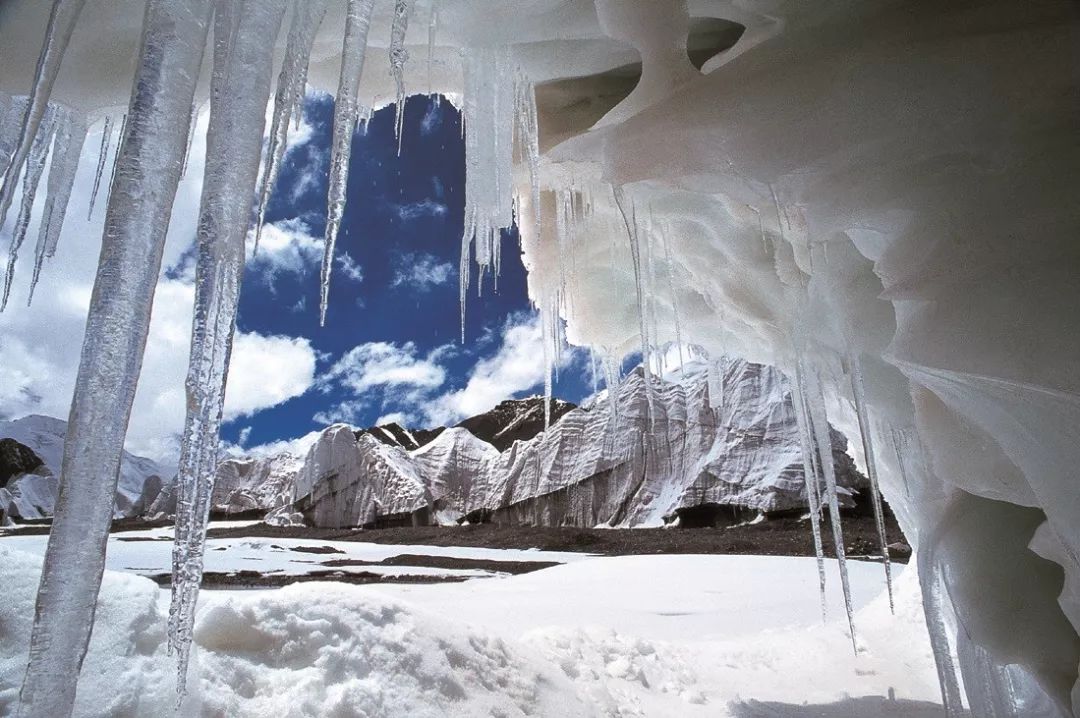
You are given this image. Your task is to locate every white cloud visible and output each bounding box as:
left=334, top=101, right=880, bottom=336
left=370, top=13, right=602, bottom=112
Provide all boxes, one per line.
left=336, top=251, right=363, bottom=283
left=235, top=428, right=325, bottom=460
left=247, top=217, right=321, bottom=278
left=393, top=199, right=447, bottom=222
left=423, top=315, right=554, bottom=425
left=224, top=331, right=318, bottom=420
left=318, top=341, right=447, bottom=395
left=391, top=252, right=455, bottom=291
left=375, top=411, right=413, bottom=427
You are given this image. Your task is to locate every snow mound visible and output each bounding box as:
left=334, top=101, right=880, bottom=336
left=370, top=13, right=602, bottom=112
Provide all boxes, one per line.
left=0, top=546, right=592, bottom=717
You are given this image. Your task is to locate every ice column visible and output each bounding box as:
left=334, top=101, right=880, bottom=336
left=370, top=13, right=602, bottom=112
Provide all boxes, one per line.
left=320, top=0, right=376, bottom=326
left=1, top=107, right=56, bottom=312
left=0, top=0, right=87, bottom=230
left=168, top=0, right=286, bottom=701
left=389, top=0, right=413, bottom=153
left=28, top=106, right=88, bottom=303
left=254, top=0, right=329, bottom=253
left=16, top=3, right=213, bottom=716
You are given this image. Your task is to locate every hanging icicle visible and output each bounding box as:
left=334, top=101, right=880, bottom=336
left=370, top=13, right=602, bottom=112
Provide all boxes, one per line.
left=612, top=185, right=656, bottom=422
left=254, top=0, right=329, bottom=254
left=789, top=360, right=829, bottom=622
left=16, top=3, right=214, bottom=716
left=86, top=115, right=113, bottom=220
left=0, top=0, right=87, bottom=231
left=168, top=0, right=287, bottom=702
left=427, top=1, right=438, bottom=97
left=2, top=107, right=56, bottom=312
left=389, top=0, right=413, bottom=154
left=101, top=112, right=127, bottom=212
left=848, top=351, right=895, bottom=612
left=320, top=0, right=377, bottom=327
left=797, top=352, right=859, bottom=652
left=28, top=106, right=87, bottom=304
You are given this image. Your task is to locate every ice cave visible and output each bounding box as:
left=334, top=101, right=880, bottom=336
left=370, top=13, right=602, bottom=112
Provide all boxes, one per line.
left=0, top=0, right=1077, bottom=716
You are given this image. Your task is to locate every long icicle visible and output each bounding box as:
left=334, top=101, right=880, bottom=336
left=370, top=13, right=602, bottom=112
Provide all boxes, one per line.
left=2, top=108, right=56, bottom=312
left=790, top=360, right=829, bottom=622
left=15, top=3, right=213, bottom=716
left=848, top=351, right=895, bottom=612
left=389, top=0, right=413, bottom=154
left=320, top=0, right=377, bottom=326
left=0, top=0, right=87, bottom=230
left=100, top=112, right=127, bottom=216
left=799, top=353, right=859, bottom=652
left=613, top=185, right=655, bottom=422
left=168, top=1, right=287, bottom=703
left=253, top=0, right=329, bottom=254
left=86, top=115, right=113, bottom=220
left=28, top=107, right=87, bottom=304
left=180, top=103, right=198, bottom=178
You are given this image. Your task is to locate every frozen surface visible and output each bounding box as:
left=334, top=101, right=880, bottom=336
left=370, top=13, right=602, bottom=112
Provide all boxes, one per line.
left=0, top=545, right=940, bottom=717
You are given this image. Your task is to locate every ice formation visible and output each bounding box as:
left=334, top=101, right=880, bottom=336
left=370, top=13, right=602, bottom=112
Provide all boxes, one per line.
left=169, top=0, right=286, bottom=702
left=0, top=0, right=1077, bottom=715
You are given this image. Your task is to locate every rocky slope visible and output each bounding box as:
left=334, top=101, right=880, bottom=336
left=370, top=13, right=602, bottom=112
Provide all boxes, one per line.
left=0, top=415, right=167, bottom=523
left=219, top=358, right=866, bottom=529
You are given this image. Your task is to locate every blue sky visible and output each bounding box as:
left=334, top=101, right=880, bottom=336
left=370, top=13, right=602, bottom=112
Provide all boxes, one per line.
left=217, top=93, right=593, bottom=449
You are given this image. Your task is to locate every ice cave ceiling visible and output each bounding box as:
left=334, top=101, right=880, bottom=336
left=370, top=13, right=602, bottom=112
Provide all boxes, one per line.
left=1, top=0, right=1078, bottom=716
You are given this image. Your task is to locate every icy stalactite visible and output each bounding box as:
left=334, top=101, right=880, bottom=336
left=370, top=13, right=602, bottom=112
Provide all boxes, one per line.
left=848, top=352, right=894, bottom=612
left=427, top=2, right=438, bottom=96
left=458, top=45, right=514, bottom=334
left=612, top=185, right=656, bottom=422
left=389, top=0, right=413, bottom=154
left=15, top=3, right=213, bottom=716
left=0, top=0, right=87, bottom=231
left=918, top=553, right=966, bottom=716
left=514, top=73, right=541, bottom=233
left=1, top=98, right=31, bottom=172
left=790, top=362, right=829, bottom=621
left=168, top=0, right=287, bottom=701
left=2, top=108, right=56, bottom=313
left=797, top=353, right=858, bottom=652
left=180, top=103, right=198, bottom=178
left=28, top=107, right=87, bottom=304
left=254, top=0, right=328, bottom=254
left=320, top=0, right=376, bottom=327
left=86, top=115, right=112, bottom=220
left=101, top=112, right=127, bottom=216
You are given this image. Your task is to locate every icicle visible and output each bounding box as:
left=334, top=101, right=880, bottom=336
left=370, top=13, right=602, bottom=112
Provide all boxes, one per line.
left=918, top=552, right=966, bottom=716
left=28, top=107, right=87, bottom=304
left=458, top=45, right=514, bottom=333
left=612, top=185, right=655, bottom=421
left=514, top=73, right=541, bottom=233
left=659, top=223, right=685, bottom=369
left=848, top=352, right=894, bottom=612
left=1, top=108, right=56, bottom=312
left=101, top=112, right=127, bottom=212
left=16, top=4, right=213, bottom=717
left=389, top=0, right=413, bottom=154
left=320, top=0, right=376, bottom=327
left=798, top=353, right=858, bottom=652
left=168, top=0, right=286, bottom=703
left=0, top=0, right=87, bottom=231
left=790, top=361, right=829, bottom=622
left=0, top=98, right=31, bottom=172
left=180, top=103, right=198, bottom=178
left=254, top=0, right=328, bottom=254
left=86, top=115, right=113, bottom=220
left=427, top=2, right=438, bottom=96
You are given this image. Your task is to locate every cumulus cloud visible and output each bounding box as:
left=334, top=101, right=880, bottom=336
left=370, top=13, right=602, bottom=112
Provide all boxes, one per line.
left=336, top=251, right=364, bottom=283
left=246, top=217, right=321, bottom=279
left=392, top=199, right=447, bottom=222
left=318, top=341, right=447, bottom=395
left=391, top=252, right=455, bottom=291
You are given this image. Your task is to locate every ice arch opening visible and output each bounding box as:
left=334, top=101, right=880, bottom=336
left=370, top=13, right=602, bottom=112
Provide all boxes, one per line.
left=1, top=1, right=1078, bottom=717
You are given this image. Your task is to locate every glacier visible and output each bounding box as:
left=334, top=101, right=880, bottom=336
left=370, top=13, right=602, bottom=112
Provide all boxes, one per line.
left=0, top=0, right=1076, bottom=715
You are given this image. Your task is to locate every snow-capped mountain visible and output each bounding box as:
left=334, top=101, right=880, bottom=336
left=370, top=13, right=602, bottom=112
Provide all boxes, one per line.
left=0, top=415, right=168, bottom=523
left=234, top=358, right=866, bottom=529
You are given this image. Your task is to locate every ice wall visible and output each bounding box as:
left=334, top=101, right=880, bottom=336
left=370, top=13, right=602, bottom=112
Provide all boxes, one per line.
left=0, top=0, right=1077, bottom=714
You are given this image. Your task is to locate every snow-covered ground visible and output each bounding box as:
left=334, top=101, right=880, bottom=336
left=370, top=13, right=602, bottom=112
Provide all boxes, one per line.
left=0, top=528, right=944, bottom=717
